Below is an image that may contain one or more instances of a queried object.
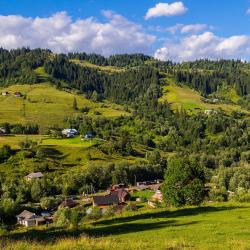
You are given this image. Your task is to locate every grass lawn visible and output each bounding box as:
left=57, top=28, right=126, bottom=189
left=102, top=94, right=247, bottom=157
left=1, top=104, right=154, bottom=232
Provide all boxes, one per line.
left=41, top=136, right=98, bottom=148
left=1, top=202, right=250, bottom=249
left=0, top=84, right=129, bottom=133
left=159, top=78, right=248, bottom=114
left=0, top=135, right=44, bottom=149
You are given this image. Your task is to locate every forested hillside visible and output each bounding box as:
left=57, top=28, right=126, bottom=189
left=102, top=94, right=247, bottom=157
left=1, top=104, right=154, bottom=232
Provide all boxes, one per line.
left=0, top=48, right=250, bottom=234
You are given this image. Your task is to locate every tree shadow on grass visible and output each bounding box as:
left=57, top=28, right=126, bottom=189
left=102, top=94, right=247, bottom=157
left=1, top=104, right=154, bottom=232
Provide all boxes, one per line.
left=1, top=205, right=245, bottom=243
left=94, top=205, right=246, bottom=226
left=85, top=220, right=199, bottom=237
left=1, top=220, right=198, bottom=243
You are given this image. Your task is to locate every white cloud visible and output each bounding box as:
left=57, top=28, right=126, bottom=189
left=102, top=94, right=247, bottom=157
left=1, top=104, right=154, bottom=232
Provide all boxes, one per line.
left=180, top=24, right=208, bottom=34
left=247, top=8, right=250, bottom=14
left=145, top=2, right=187, bottom=20
left=0, top=11, right=156, bottom=56
left=166, top=23, right=183, bottom=34
left=154, top=32, right=250, bottom=61
left=165, top=23, right=209, bottom=34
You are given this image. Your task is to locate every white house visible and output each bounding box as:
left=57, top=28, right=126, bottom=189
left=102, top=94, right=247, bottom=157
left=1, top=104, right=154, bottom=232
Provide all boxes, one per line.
left=1, top=91, right=9, bottom=96
left=0, top=127, right=6, bottom=134
left=204, top=109, right=218, bottom=115
left=16, top=210, right=45, bottom=227
left=25, top=172, right=43, bottom=181
left=62, top=128, right=78, bottom=138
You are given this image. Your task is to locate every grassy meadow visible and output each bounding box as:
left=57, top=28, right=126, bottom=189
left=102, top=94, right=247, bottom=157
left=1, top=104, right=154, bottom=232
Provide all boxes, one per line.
left=70, top=59, right=125, bottom=73
left=0, top=135, right=147, bottom=176
left=1, top=202, right=250, bottom=249
left=0, top=84, right=129, bottom=132
left=159, top=78, right=247, bottom=114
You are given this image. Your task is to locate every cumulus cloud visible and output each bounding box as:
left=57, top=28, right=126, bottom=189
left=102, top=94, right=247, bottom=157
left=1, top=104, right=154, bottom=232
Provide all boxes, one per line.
left=154, top=32, right=250, bottom=61
left=145, top=2, right=187, bottom=20
left=165, top=23, right=209, bottom=34
left=180, top=24, right=209, bottom=34
left=0, top=11, right=156, bottom=55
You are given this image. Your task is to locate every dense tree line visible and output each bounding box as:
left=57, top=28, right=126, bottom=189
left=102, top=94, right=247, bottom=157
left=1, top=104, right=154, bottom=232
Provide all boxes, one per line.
left=0, top=48, right=51, bottom=86
left=44, top=55, right=160, bottom=104
left=68, top=52, right=151, bottom=67
left=172, top=59, right=250, bottom=97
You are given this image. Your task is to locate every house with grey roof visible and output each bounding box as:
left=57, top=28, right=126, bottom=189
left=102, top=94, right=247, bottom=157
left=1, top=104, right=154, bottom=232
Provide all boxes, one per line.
left=16, top=210, right=45, bottom=227
left=62, top=128, right=78, bottom=138
left=93, top=193, right=120, bottom=208
left=25, top=172, right=43, bottom=181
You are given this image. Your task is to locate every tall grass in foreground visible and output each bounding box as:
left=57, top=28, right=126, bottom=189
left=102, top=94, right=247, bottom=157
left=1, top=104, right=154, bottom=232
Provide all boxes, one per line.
left=1, top=237, right=250, bottom=250
left=0, top=237, right=192, bottom=250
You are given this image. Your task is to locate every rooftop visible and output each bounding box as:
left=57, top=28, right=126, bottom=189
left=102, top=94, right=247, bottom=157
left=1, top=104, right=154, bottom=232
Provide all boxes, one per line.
left=26, top=172, right=43, bottom=179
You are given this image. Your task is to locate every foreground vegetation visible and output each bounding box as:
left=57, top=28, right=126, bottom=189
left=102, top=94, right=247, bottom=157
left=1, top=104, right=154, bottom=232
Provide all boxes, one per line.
left=2, top=202, right=250, bottom=250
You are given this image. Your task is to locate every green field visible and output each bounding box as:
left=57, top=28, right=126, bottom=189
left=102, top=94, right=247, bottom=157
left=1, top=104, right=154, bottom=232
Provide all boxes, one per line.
left=70, top=59, right=125, bottom=73
left=0, top=84, right=129, bottom=132
left=0, top=135, right=146, bottom=176
left=159, top=78, right=247, bottom=114
left=2, top=202, right=250, bottom=250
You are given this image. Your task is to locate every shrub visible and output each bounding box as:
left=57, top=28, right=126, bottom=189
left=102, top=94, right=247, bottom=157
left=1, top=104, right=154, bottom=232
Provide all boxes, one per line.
left=86, top=207, right=102, bottom=220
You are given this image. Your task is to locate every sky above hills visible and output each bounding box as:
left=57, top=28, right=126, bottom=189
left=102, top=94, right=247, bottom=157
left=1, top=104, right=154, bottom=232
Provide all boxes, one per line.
left=0, top=0, right=250, bottom=61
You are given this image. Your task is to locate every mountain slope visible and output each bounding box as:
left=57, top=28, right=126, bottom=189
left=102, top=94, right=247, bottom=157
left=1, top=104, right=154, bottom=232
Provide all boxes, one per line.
left=159, top=77, right=249, bottom=114
left=0, top=84, right=129, bottom=132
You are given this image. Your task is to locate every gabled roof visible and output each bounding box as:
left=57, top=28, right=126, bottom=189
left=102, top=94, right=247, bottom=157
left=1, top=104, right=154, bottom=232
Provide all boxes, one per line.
left=62, top=129, right=78, bottom=134
left=17, top=210, right=36, bottom=220
left=93, top=193, right=119, bottom=206
left=111, top=188, right=130, bottom=202
left=61, top=199, right=78, bottom=208
left=26, top=172, right=43, bottom=179
left=0, top=127, right=6, bottom=134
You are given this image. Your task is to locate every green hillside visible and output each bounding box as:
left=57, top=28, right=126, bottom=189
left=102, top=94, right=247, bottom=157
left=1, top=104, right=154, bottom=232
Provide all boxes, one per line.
left=2, top=202, right=250, bottom=250
left=159, top=78, right=248, bottom=114
left=0, top=49, right=250, bottom=250
left=70, top=59, right=125, bottom=73
left=0, top=84, right=129, bottom=132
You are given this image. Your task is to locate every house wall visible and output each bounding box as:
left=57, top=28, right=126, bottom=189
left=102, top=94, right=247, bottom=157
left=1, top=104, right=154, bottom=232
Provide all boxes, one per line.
left=25, top=219, right=36, bottom=227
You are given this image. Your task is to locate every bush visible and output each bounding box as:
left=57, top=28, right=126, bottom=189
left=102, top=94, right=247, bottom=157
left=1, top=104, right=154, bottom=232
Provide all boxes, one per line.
left=234, top=188, right=250, bottom=202
left=124, top=203, right=137, bottom=212
left=0, top=145, right=13, bottom=162
left=209, top=188, right=228, bottom=202
left=80, top=106, right=90, bottom=113
left=104, top=206, right=115, bottom=217
left=40, top=196, right=57, bottom=210
left=86, top=207, right=102, bottom=220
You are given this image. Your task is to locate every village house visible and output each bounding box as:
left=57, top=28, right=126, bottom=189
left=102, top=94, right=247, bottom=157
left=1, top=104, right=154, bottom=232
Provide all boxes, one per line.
left=84, top=132, right=94, bottom=139
left=0, top=127, right=6, bottom=135
left=14, top=92, right=23, bottom=97
left=93, top=194, right=119, bottom=208
left=152, top=190, right=163, bottom=203
left=60, top=199, right=79, bottom=208
left=16, top=210, right=45, bottom=227
left=111, top=188, right=130, bottom=203
left=25, top=172, right=43, bottom=181
left=62, top=128, right=78, bottom=138
left=93, top=188, right=130, bottom=208
left=1, top=91, right=9, bottom=96
left=134, top=180, right=163, bottom=192
left=204, top=109, right=218, bottom=115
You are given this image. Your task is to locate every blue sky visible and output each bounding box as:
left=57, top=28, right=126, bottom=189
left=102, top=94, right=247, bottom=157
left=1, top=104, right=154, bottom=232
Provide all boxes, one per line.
left=0, top=0, right=250, bottom=61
